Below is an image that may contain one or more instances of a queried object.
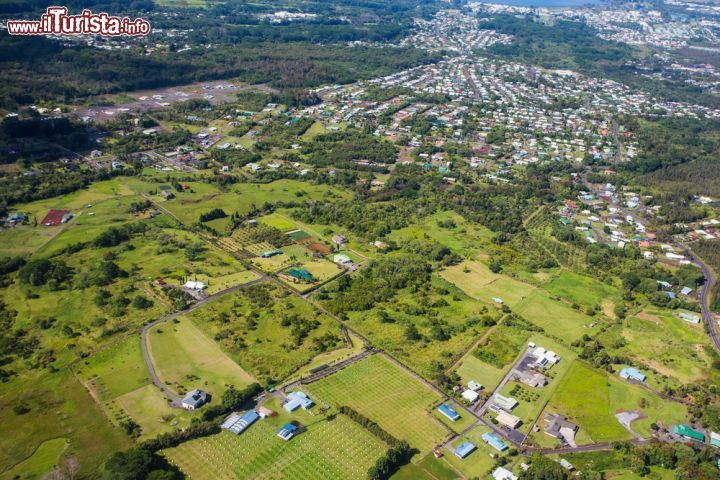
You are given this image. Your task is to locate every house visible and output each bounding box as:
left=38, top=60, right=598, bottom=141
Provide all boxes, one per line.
left=532, top=347, right=560, bottom=368
left=680, top=287, right=693, bottom=296
left=182, top=389, right=208, bottom=410
left=619, top=367, right=646, bottom=382
left=461, top=389, right=479, bottom=403
left=221, top=410, right=259, bottom=435
left=491, top=394, right=518, bottom=412
left=333, top=254, right=353, bottom=266
left=184, top=280, right=206, bottom=291
left=492, top=467, right=518, bottom=480
left=332, top=235, right=348, bottom=247
left=468, top=380, right=482, bottom=391
left=91, top=149, right=103, bottom=157
left=516, top=370, right=548, bottom=388
left=287, top=268, right=313, bottom=282
left=160, top=190, right=175, bottom=200
left=283, top=391, right=313, bottom=412
left=453, top=441, right=476, bottom=459
left=438, top=404, right=460, bottom=421
left=260, top=250, right=282, bottom=258
left=496, top=411, right=521, bottom=429
left=674, top=424, right=705, bottom=442
left=41, top=209, right=72, bottom=226
left=710, top=431, right=720, bottom=448
left=277, top=423, right=298, bottom=441
left=543, top=414, right=579, bottom=445
left=481, top=432, right=507, bottom=452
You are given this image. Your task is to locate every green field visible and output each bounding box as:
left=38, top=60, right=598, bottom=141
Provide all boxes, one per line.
left=149, top=318, right=256, bottom=397
left=544, top=271, right=619, bottom=315
left=541, top=362, right=687, bottom=443
left=455, top=354, right=505, bottom=393
left=513, top=290, right=600, bottom=344
left=388, top=211, right=494, bottom=256
left=188, top=284, right=344, bottom=385
left=439, top=260, right=534, bottom=307
left=306, top=355, right=450, bottom=455
left=0, top=438, right=67, bottom=480
left=442, top=425, right=507, bottom=479
left=164, top=411, right=386, bottom=480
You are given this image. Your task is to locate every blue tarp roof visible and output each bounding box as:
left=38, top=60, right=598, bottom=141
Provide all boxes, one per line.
left=438, top=404, right=460, bottom=421
left=454, top=441, right=476, bottom=459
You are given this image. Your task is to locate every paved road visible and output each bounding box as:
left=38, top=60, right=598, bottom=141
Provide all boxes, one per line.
left=681, top=245, right=720, bottom=352
left=140, top=275, right=269, bottom=407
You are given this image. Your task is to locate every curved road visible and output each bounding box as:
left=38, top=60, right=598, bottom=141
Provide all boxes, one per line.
left=140, top=275, right=269, bottom=407
left=681, top=245, right=720, bottom=351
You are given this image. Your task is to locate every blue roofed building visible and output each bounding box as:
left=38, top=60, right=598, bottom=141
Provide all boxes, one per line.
left=283, top=391, right=313, bottom=412
left=277, top=423, right=299, bottom=441
left=438, top=404, right=460, bottom=421
left=454, top=441, right=476, bottom=459
left=482, top=432, right=508, bottom=452
left=619, top=367, right=646, bottom=382
left=221, top=410, right=259, bottom=435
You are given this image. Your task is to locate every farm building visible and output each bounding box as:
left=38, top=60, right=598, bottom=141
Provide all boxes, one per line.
left=491, top=394, right=518, bottom=412
left=221, top=410, right=259, bottom=435
left=679, top=312, right=701, bottom=324
left=492, top=467, right=518, bottom=480
left=277, top=423, right=298, bottom=441
left=332, top=235, right=348, bottom=247
left=482, top=432, right=508, bottom=452
left=283, top=391, right=313, bottom=412
left=496, top=411, right=521, bottom=429
left=680, top=287, right=693, bottom=296
left=619, top=367, right=646, bottom=382
left=438, top=404, right=460, bottom=421
left=182, top=389, right=208, bottom=411
left=674, top=424, right=705, bottom=442
left=41, top=209, right=72, bottom=226
left=333, top=254, right=352, bottom=266
left=453, top=441, right=476, bottom=459
left=462, top=389, right=479, bottom=403
left=261, top=250, right=283, bottom=258
left=711, top=431, right=720, bottom=448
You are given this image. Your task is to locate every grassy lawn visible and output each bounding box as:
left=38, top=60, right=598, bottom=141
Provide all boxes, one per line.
left=455, top=355, right=505, bottom=392
left=544, top=271, right=619, bottom=312
left=388, top=211, right=494, bottom=257
left=115, top=385, right=193, bottom=440
left=513, top=290, right=600, bottom=344
left=442, top=425, right=508, bottom=479
left=0, top=438, right=67, bottom=480
left=306, top=355, right=450, bottom=455
left=439, top=260, right=534, bottom=307
left=432, top=403, right=477, bottom=434
left=148, top=318, right=256, bottom=397
left=542, top=362, right=687, bottom=443
left=163, top=411, right=386, bottom=480
left=390, top=454, right=459, bottom=480
left=257, top=212, right=297, bottom=232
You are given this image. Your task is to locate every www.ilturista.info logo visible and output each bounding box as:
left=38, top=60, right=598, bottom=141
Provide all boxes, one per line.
left=7, top=7, right=151, bottom=36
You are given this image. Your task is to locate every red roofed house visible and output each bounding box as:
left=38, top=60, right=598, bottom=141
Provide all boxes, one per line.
left=41, top=209, right=72, bottom=226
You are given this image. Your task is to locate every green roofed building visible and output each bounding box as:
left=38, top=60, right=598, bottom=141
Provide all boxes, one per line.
left=288, top=268, right=313, bottom=281
left=674, top=424, right=705, bottom=442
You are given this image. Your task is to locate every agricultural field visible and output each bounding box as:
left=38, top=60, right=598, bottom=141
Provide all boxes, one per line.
left=513, top=290, right=601, bottom=344
left=163, top=401, right=387, bottom=480
left=148, top=318, right=256, bottom=397
left=538, top=362, right=688, bottom=444
left=306, top=354, right=450, bottom=455
left=0, top=438, right=67, bottom=480
left=343, top=276, right=498, bottom=378
left=188, top=283, right=345, bottom=385
left=544, top=271, right=620, bottom=316
left=598, top=307, right=720, bottom=388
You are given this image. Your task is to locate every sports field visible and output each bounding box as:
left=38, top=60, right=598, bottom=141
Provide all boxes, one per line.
left=306, top=355, right=449, bottom=454
left=164, top=414, right=386, bottom=480
left=148, top=318, right=256, bottom=396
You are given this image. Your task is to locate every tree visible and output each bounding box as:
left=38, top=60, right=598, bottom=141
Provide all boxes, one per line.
left=520, top=453, right=567, bottom=480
